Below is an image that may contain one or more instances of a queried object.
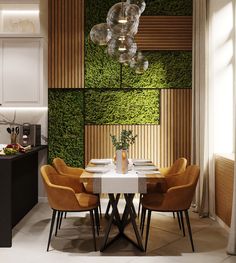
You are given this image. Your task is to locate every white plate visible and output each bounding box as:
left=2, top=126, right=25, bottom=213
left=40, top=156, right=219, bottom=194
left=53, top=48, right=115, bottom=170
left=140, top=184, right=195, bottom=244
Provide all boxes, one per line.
left=134, top=165, right=158, bottom=171
left=132, top=159, right=152, bottom=163
left=136, top=170, right=161, bottom=175
left=90, top=159, right=111, bottom=165
left=133, top=162, right=154, bottom=166
left=85, top=166, right=110, bottom=173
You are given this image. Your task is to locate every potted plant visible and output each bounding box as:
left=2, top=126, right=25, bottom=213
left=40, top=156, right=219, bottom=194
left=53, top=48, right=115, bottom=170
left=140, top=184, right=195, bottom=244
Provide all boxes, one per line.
left=110, top=130, right=137, bottom=174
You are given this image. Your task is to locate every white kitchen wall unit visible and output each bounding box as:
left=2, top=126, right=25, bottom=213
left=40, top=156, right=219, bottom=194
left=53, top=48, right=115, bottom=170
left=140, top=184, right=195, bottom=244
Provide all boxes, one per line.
left=0, top=38, right=44, bottom=107
left=0, top=3, right=40, bottom=35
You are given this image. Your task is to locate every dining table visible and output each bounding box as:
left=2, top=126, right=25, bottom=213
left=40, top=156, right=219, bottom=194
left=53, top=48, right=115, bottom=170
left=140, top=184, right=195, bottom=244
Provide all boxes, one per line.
left=80, top=158, right=165, bottom=252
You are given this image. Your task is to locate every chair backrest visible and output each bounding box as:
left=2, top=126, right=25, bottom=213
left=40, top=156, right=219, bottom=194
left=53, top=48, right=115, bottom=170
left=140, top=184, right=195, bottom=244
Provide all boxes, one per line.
left=167, top=157, right=187, bottom=175
left=166, top=165, right=200, bottom=210
left=52, top=157, right=67, bottom=174
left=40, top=165, right=79, bottom=211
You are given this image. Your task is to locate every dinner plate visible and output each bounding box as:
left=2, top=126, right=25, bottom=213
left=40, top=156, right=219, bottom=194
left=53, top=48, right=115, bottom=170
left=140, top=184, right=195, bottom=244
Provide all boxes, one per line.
left=134, top=165, right=158, bottom=171
left=133, top=162, right=154, bottom=166
left=85, top=166, right=110, bottom=173
left=90, top=159, right=111, bottom=165
left=132, top=159, right=152, bottom=163
left=136, top=170, right=161, bottom=175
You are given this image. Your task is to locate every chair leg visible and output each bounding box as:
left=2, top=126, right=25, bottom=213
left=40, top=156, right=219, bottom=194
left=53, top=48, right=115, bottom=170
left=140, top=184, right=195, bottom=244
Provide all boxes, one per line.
left=64, top=212, right=67, bottom=219
left=184, top=210, right=195, bottom=252
left=177, top=211, right=182, bottom=230
left=90, top=210, right=97, bottom=251
left=145, top=210, right=152, bottom=252
left=173, top=212, right=176, bottom=218
left=94, top=208, right=100, bottom=236
left=55, top=211, right=61, bottom=236
left=59, top=211, right=63, bottom=229
left=47, top=209, right=57, bottom=252
left=179, top=211, right=185, bottom=236
left=141, top=207, right=147, bottom=236
left=137, top=194, right=142, bottom=219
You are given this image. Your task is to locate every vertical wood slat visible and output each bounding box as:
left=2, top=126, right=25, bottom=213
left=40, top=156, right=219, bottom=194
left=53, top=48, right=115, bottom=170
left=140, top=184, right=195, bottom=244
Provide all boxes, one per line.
left=215, top=155, right=234, bottom=227
left=136, top=16, right=192, bottom=50
left=85, top=89, right=192, bottom=167
left=48, top=0, right=84, bottom=88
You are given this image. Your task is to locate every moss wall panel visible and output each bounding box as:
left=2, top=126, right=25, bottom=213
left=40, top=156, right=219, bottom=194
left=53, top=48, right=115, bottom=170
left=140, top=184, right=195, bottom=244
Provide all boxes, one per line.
left=143, top=0, right=192, bottom=16
left=122, top=52, right=192, bottom=88
left=85, top=89, right=160, bottom=125
left=48, top=90, right=84, bottom=167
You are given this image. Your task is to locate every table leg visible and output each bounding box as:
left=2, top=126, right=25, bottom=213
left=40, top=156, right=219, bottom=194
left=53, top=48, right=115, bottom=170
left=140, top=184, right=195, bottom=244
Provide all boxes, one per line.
left=100, top=194, right=121, bottom=251
left=124, top=194, right=144, bottom=251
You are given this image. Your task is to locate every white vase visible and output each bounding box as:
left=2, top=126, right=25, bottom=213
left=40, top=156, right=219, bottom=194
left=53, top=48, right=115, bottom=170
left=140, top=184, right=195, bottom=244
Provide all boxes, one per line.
left=116, top=149, right=128, bottom=174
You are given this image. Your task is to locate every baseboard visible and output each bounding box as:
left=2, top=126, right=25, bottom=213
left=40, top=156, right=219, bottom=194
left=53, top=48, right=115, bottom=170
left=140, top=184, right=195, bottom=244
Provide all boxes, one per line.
left=216, top=215, right=230, bottom=232
left=38, top=197, right=48, bottom=203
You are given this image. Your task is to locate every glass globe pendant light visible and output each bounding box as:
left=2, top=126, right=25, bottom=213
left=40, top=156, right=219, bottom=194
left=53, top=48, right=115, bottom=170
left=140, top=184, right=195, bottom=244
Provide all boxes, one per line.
left=107, top=2, right=140, bottom=36
left=126, top=0, right=146, bottom=14
left=130, top=51, right=149, bottom=74
left=107, top=35, right=137, bottom=63
left=90, top=23, right=112, bottom=45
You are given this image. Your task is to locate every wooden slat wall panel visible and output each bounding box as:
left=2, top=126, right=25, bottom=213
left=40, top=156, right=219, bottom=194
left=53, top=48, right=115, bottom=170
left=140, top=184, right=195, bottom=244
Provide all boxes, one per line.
left=48, top=0, right=84, bottom=88
left=85, top=125, right=161, bottom=166
left=85, top=89, right=192, bottom=167
left=215, top=155, right=234, bottom=227
left=160, top=89, right=192, bottom=167
left=136, top=16, right=192, bottom=50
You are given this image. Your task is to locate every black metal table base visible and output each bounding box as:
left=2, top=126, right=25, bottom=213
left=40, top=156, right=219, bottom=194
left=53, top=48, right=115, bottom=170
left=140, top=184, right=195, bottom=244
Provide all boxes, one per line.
left=100, top=193, right=144, bottom=252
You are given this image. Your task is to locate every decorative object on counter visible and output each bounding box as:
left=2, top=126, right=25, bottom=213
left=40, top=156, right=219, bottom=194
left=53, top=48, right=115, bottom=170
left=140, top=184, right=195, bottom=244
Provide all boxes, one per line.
left=89, top=0, right=149, bottom=74
left=110, top=129, right=137, bottom=174
left=6, top=126, right=19, bottom=144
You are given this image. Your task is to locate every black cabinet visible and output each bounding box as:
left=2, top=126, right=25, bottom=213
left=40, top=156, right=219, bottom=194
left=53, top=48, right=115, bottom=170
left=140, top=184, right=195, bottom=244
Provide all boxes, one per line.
left=0, top=146, right=47, bottom=247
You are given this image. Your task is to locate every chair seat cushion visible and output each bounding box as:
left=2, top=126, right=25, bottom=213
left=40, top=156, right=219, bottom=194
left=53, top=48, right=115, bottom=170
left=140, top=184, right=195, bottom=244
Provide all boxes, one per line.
left=75, top=193, right=98, bottom=209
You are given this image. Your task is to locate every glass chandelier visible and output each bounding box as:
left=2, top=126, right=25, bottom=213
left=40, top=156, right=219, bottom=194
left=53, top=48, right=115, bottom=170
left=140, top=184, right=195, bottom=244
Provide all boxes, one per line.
left=90, top=0, right=148, bottom=74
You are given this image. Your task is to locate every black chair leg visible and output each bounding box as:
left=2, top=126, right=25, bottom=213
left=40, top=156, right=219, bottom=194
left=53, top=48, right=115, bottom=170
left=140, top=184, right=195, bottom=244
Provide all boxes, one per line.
left=97, top=194, right=102, bottom=217
left=64, top=212, right=67, bottom=219
left=94, top=208, right=100, bottom=236
left=145, top=210, right=152, bottom=252
left=184, top=210, right=195, bottom=252
left=177, top=211, right=182, bottom=230
left=141, top=208, right=147, bottom=236
left=90, top=210, right=97, bottom=251
left=47, top=209, right=57, bottom=252
left=179, top=211, right=185, bottom=236
left=59, top=211, right=63, bottom=229
left=55, top=211, right=61, bottom=236
left=173, top=212, right=176, bottom=218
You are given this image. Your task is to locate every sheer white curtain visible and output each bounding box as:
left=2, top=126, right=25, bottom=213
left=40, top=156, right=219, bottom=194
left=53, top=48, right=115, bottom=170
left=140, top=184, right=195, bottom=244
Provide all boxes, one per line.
left=192, top=0, right=215, bottom=217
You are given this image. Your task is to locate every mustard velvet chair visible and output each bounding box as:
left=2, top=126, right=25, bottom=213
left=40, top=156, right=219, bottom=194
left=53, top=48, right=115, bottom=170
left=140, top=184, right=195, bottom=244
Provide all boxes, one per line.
left=52, top=157, right=93, bottom=193
left=138, top=157, right=188, bottom=217
left=141, top=165, right=200, bottom=252
left=52, top=157, right=101, bottom=215
left=41, top=165, right=99, bottom=251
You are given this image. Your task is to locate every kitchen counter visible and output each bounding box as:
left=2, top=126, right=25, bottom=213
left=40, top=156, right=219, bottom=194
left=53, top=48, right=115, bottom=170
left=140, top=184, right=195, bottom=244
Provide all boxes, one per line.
left=0, top=145, right=47, bottom=247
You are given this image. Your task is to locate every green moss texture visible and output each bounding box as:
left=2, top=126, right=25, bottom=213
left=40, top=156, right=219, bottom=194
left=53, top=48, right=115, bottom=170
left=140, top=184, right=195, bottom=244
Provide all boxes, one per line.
left=48, top=90, right=84, bottom=167
left=85, top=0, right=192, bottom=89
left=85, top=89, right=160, bottom=124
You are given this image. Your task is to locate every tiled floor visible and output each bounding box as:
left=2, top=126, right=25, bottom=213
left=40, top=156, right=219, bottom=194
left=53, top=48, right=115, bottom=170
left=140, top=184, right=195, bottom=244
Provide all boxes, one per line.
left=0, top=198, right=234, bottom=263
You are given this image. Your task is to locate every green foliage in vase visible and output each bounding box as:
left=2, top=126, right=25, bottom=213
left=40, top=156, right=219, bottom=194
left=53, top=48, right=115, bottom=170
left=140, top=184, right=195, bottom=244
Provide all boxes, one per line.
left=84, top=89, right=160, bottom=124
left=48, top=90, right=84, bottom=167
left=111, top=130, right=137, bottom=150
